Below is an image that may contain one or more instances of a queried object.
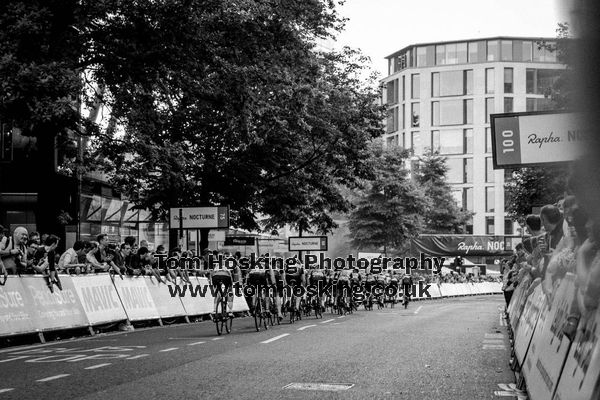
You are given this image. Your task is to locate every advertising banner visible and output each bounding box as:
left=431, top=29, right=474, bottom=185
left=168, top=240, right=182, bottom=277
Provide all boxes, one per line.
left=177, top=277, right=214, bottom=316
left=491, top=111, right=586, bottom=169
left=0, top=277, right=36, bottom=336
left=112, top=277, right=159, bottom=321
left=71, top=274, right=128, bottom=325
left=410, top=235, right=513, bottom=256
left=289, top=236, right=328, bottom=251
left=144, top=277, right=187, bottom=318
left=514, top=286, right=547, bottom=365
left=554, top=304, right=600, bottom=400
left=19, top=276, right=89, bottom=331
left=169, top=206, right=229, bottom=229
left=523, top=274, right=575, bottom=400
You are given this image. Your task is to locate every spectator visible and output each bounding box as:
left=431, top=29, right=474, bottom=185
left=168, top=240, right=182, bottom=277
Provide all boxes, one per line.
left=58, top=241, right=87, bottom=274
left=113, top=243, right=133, bottom=276
left=26, top=232, right=40, bottom=266
left=32, top=235, right=62, bottom=292
left=95, top=234, right=109, bottom=264
left=104, top=249, right=124, bottom=279
left=0, top=227, right=29, bottom=275
left=86, top=241, right=108, bottom=272
left=540, top=205, right=564, bottom=255
left=137, top=246, right=165, bottom=283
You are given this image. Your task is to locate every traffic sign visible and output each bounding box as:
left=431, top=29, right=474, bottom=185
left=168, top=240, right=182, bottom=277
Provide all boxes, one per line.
left=169, top=207, right=229, bottom=229
left=288, top=236, right=328, bottom=251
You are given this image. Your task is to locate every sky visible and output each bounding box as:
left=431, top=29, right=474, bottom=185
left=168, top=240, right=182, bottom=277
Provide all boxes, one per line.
left=333, top=0, right=569, bottom=78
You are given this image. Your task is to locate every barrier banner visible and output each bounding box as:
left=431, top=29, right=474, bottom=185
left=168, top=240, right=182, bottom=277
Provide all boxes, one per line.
left=71, top=274, right=127, bottom=325
left=508, top=275, right=533, bottom=331
left=112, top=276, right=159, bottom=321
left=440, top=283, right=462, bottom=297
left=553, top=304, right=600, bottom=400
left=522, top=274, right=575, bottom=400
left=0, top=277, right=36, bottom=336
left=19, top=276, right=89, bottom=331
left=145, top=276, right=187, bottom=318
left=177, top=276, right=214, bottom=316
left=514, top=285, right=547, bottom=365
left=426, top=283, right=442, bottom=299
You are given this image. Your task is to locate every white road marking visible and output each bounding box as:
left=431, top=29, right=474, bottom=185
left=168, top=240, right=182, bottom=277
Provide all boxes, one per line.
left=261, top=334, right=290, bottom=344
left=414, top=306, right=423, bottom=314
left=320, top=319, right=335, bottom=324
left=0, top=356, right=29, bottom=363
left=36, top=374, right=70, bottom=382
left=211, top=337, right=223, bottom=341
left=337, top=316, right=345, bottom=319
left=483, top=345, right=507, bottom=349
left=483, top=339, right=505, bottom=344
left=187, top=341, right=206, bottom=346
left=297, top=325, right=316, bottom=331
left=126, top=354, right=149, bottom=360
left=84, top=363, right=112, bottom=370
left=159, top=348, right=179, bottom=352
left=283, top=383, right=354, bottom=391
left=485, top=333, right=504, bottom=339
left=0, top=389, right=14, bottom=394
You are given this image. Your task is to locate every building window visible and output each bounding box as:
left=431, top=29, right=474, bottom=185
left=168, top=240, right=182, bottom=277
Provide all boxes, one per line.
left=464, top=158, right=473, bottom=183
left=485, top=98, right=495, bottom=123
left=526, top=97, right=554, bottom=111
left=486, top=187, right=495, bottom=212
left=465, top=99, right=473, bottom=124
left=411, top=131, right=421, bottom=155
left=435, top=129, right=463, bottom=154
left=486, top=217, right=495, bottom=235
left=386, top=79, right=398, bottom=105
left=504, top=68, right=513, bottom=93
left=431, top=99, right=473, bottom=127
left=526, top=68, right=562, bottom=95
left=436, top=45, right=446, bottom=65
left=533, top=42, right=557, bottom=62
left=468, top=42, right=478, bottom=63
left=457, top=42, right=468, bottom=63
left=486, top=157, right=495, bottom=182
left=411, top=103, right=420, bottom=127
left=485, top=68, right=495, bottom=94
left=463, top=188, right=473, bottom=211
left=501, top=40, right=513, bottom=61
left=465, top=70, right=473, bottom=95
left=432, top=70, right=473, bottom=97
left=416, top=47, right=427, bottom=67
left=487, top=40, right=499, bottom=61
left=1, top=123, right=13, bottom=162
left=485, top=127, right=492, bottom=153
left=464, top=129, right=473, bottom=154
left=411, top=74, right=420, bottom=99
left=402, top=75, right=405, bottom=101
left=505, top=219, right=514, bottom=235
left=386, top=135, right=398, bottom=147
left=446, top=158, right=463, bottom=183
left=401, top=104, right=405, bottom=129
left=431, top=130, right=440, bottom=153
left=401, top=132, right=406, bottom=149
left=386, top=107, right=398, bottom=133
left=504, top=97, right=513, bottom=113
left=522, top=41, right=533, bottom=61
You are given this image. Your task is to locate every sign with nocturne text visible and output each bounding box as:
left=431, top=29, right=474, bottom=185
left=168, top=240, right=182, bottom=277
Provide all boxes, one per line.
left=491, top=111, right=587, bottom=169
left=169, top=207, right=229, bottom=229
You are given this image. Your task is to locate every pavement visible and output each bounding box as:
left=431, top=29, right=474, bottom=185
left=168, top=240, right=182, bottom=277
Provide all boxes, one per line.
left=0, top=295, right=515, bottom=400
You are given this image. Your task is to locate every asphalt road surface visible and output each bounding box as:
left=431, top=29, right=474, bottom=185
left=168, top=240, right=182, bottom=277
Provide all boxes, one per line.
left=0, top=295, right=515, bottom=400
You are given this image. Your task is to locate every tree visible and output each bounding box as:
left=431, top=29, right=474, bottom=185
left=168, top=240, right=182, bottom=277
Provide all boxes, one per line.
left=414, top=153, right=472, bottom=233
left=348, top=142, right=428, bottom=255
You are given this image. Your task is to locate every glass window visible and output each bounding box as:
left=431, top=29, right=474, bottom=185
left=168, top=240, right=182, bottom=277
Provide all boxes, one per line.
left=386, top=135, right=398, bottom=147
left=402, top=75, right=405, bottom=101
left=501, top=40, right=513, bottom=61
left=464, top=129, right=473, bottom=154
left=411, top=103, right=420, bottom=127
left=487, top=40, right=499, bottom=61
left=485, top=187, right=495, bottom=212
left=432, top=100, right=465, bottom=126
left=463, top=188, right=473, bottom=211
left=465, top=99, right=473, bottom=124
left=411, top=131, right=421, bottom=155
left=526, top=69, right=535, bottom=93
left=451, top=189, right=463, bottom=207
left=431, top=130, right=440, bottom=153
left=526, top=69, right=562, bottom=94
left=468, top=42, right=478, bottom=63
left=533, top=43, right=557, bottom=62
left=436, top=45, right=446, bottom=65
left=411, top=74, right=420, bottom=99
left=486, top=157, right=495, bottom=182
left=446, top=158, right=463, bottom=183
left=505, top=219, right=514, bottom=235
left=401, top=104, right=405, bottom=129
left=485, top=98, right=495, bottom=123
left=486, top=127, right=492, bottom=153
left=486, top=68, right=495, bottom=94
left=504, top=68, right=513, bottom=93
left=446, top=43, right=458, bottom=64
left=465, top=70, right=473, bottom=95
left=417, top=47, right=427, bottom=67
left=440, top=70, right=464, bottom=96
left=432, top=72, right=439, bottom=97
left=486, top=217, right=495, bottom=235
left=432, top=101, right=439, bottom=126
left=386, top=107, right=398, bottom=133
left=457, top=43, right=468, bottom=63
left=464, top=158, right=473, bottom=183
left=438, top=129, right=463, bottom=154
left=522, top=41, right=533, bottom=61
left=504, top=97, right=513, bottom=113
left=526, top=97, right=554, bottom=111
left=386, top=79, right=397, bottom=105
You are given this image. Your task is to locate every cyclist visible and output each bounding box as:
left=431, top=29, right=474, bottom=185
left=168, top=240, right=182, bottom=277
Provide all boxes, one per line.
left=271, top=262, right=285, bottom=322
left=363, top=269, right=376, bottom=308
left=375, top=272, right=387, bottom=307
left=284, top=256, right=306, bottom=316
left=308, top=267, right=327, bottom=313
left=210, top=251, right=237, bottom=319
left=401, top=273, right=414, bottom=306
left=389, top=272, right=400, bottom=303
left=349, top=269, right=361, bottom=310
left=246, top=254, right=274, bottom=317
left=333, top=266, right=352, bottom=313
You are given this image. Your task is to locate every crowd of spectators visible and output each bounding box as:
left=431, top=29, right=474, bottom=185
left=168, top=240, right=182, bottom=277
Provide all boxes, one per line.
left=501, top=165, right=600, bottom=341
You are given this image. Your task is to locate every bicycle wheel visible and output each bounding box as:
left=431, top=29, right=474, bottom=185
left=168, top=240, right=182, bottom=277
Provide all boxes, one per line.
left=254, top=297, right=261, bottom=332
left=222, top=297, right=232, bottom=334
left=314, top=299, right=322, bottom=319
left=289, top=296, right=296, bottom=324
left=215, top=297, right=224, bottom=335
left=261, top=298, right=269, bottom=330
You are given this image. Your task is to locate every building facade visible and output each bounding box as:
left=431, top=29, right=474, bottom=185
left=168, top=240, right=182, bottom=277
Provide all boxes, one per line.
left=381, top=37, right=564, bottom=235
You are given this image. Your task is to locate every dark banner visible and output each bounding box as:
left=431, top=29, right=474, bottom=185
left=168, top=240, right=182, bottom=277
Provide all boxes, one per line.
left=224, top=236, right=255, bottom=246
left=411, top=235, right=514, bottom=256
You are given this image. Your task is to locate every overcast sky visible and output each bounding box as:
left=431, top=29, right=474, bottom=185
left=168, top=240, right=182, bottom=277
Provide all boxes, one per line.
left=334, top=0, right=568, bottom=78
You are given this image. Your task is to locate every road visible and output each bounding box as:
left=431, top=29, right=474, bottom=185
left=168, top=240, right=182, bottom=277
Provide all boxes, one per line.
left=0, top=296, right=515, bottom=400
